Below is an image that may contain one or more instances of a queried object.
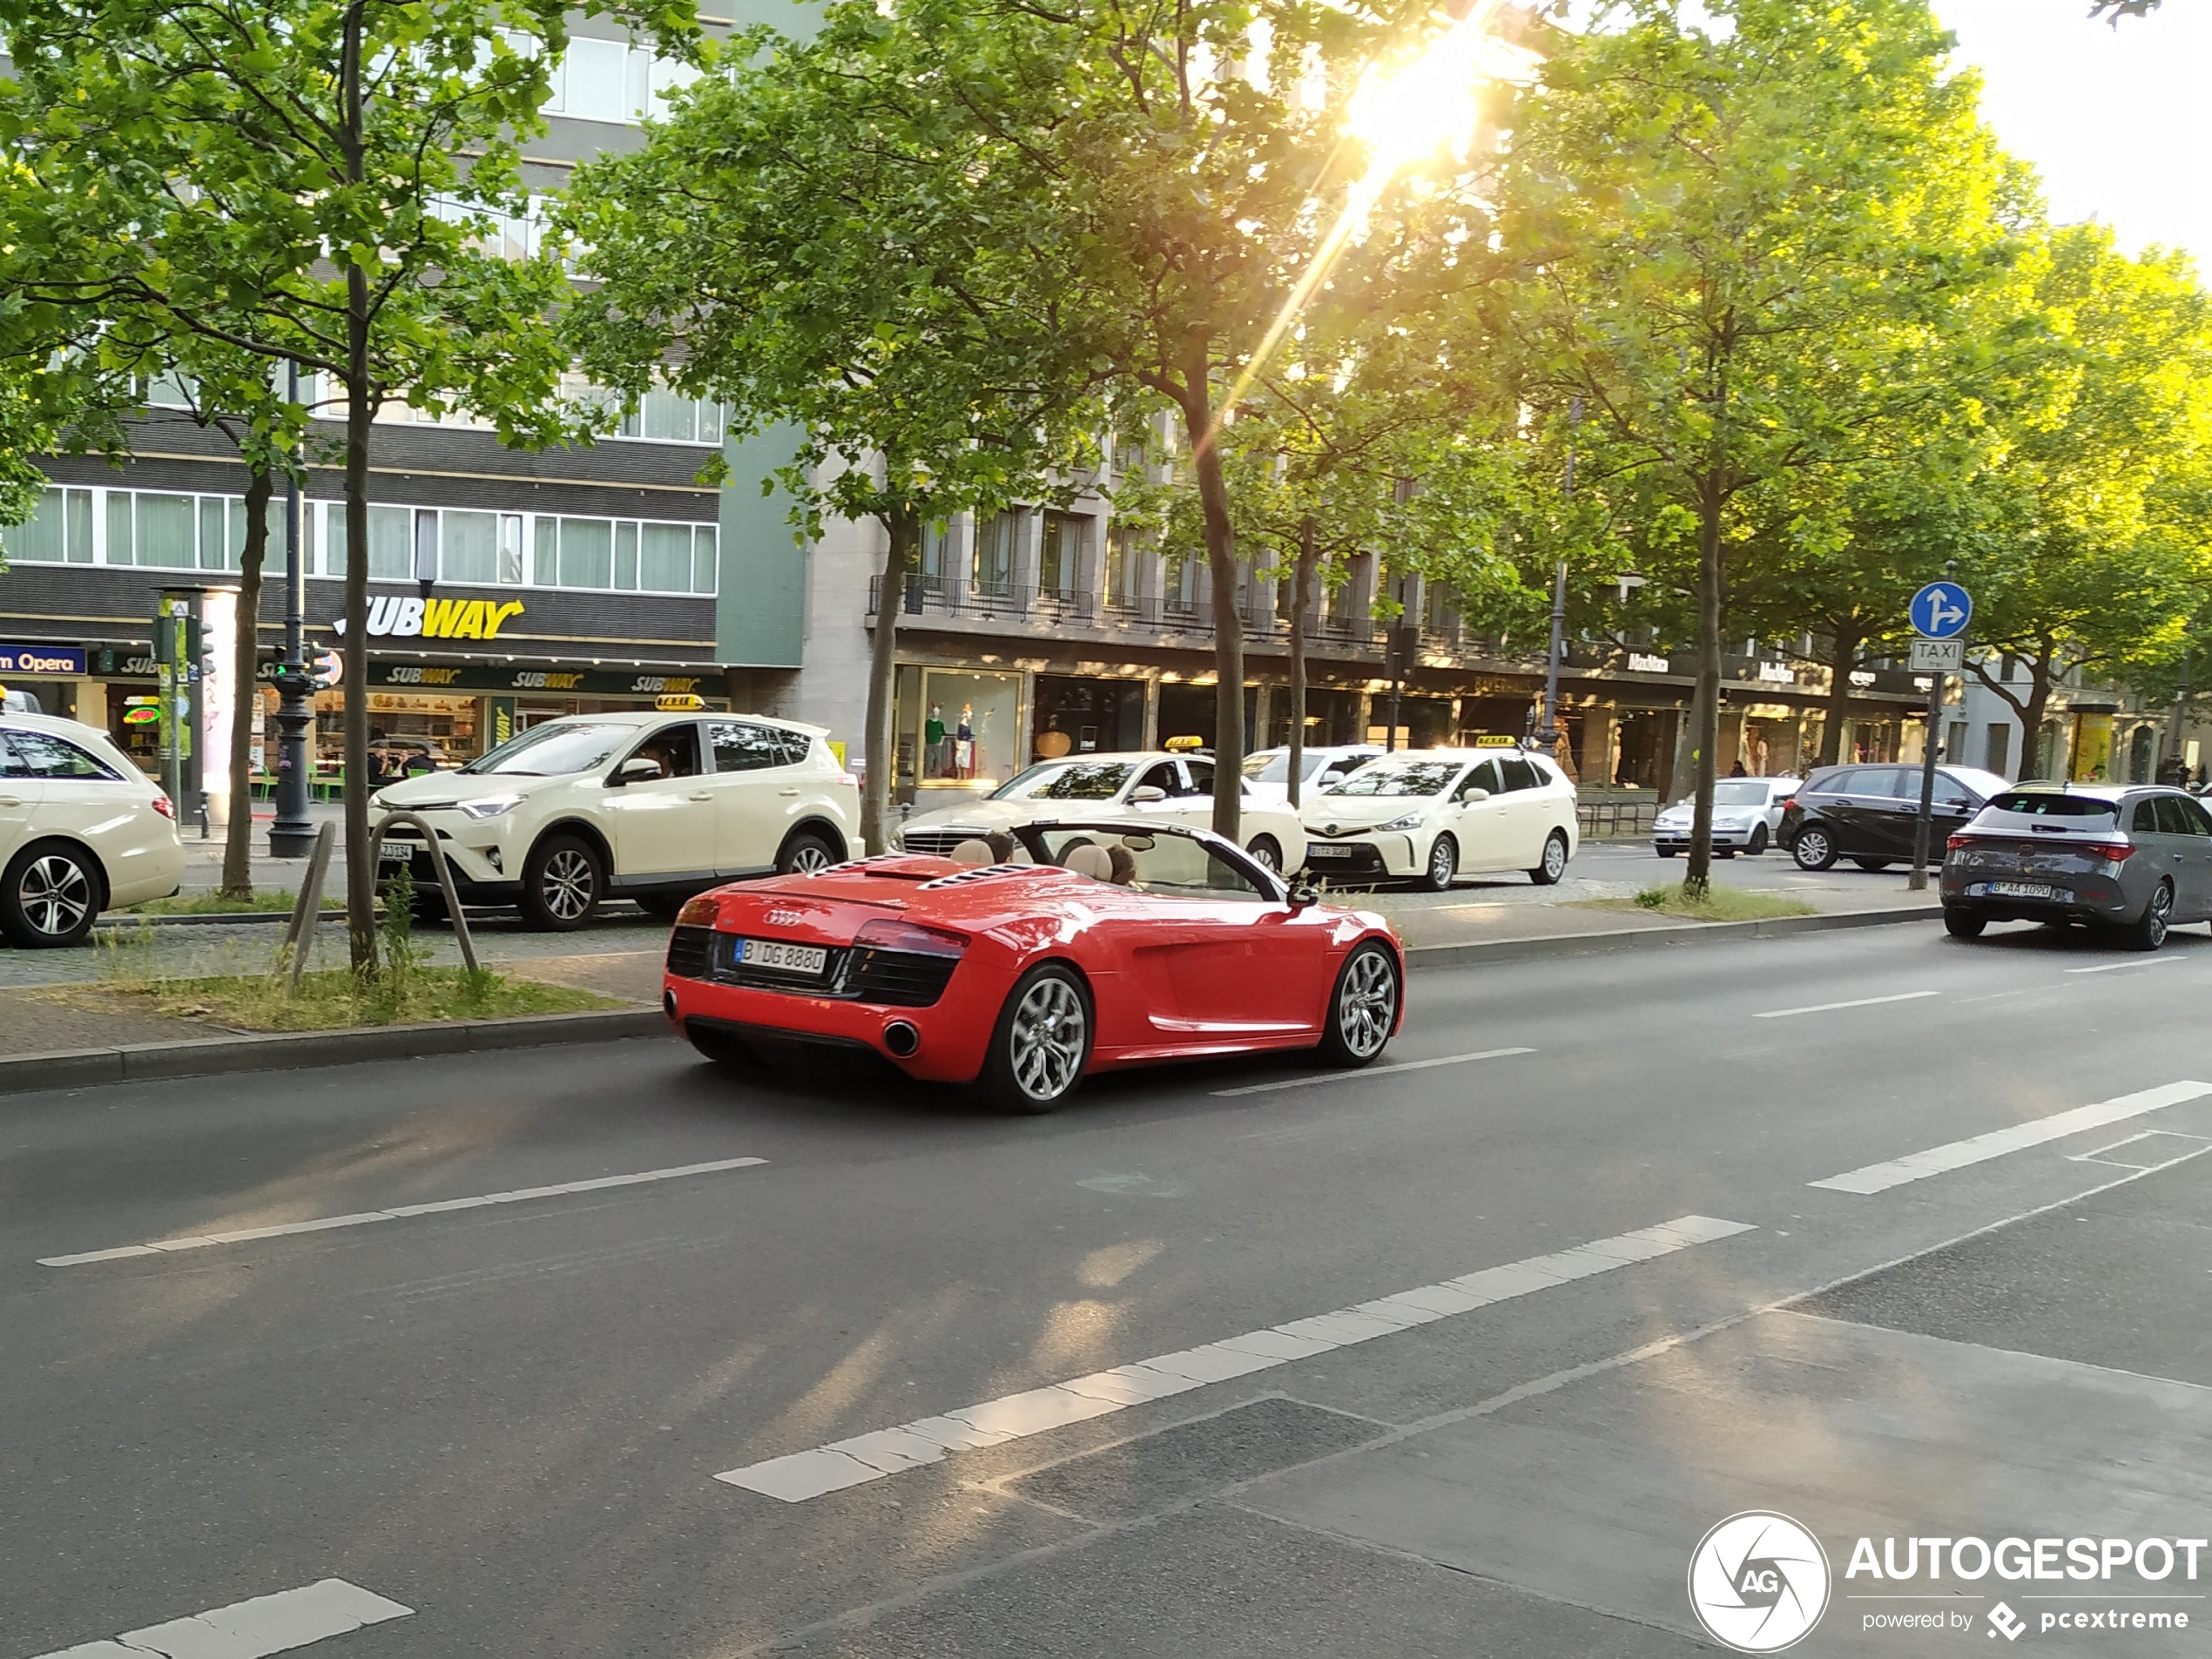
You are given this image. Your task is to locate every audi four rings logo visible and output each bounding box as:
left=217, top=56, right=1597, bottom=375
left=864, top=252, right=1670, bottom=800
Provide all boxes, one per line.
left=766, top=910, right=803, bottom=927
left=1689, top=1512, right=1831, bottom=1652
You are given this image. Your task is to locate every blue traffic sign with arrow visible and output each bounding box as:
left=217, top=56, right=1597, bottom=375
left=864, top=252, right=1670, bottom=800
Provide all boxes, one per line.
left=1910, top=580, right=1972, bottom=639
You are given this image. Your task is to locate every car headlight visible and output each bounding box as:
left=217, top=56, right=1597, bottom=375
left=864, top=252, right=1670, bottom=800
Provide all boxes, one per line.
left=1377, top=813, right=1424, bottom=833
left=459, top=796, right=523, bottom=819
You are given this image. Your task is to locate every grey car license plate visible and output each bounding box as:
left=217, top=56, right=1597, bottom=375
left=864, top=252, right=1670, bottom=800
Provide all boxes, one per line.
left=378, top=843, right=415, bottom=864
left=1306, top=844, right=1352, bottom=857
left=1975, top=880, right=2060, bottom=900
left=739, top=938, right=828, bottom=975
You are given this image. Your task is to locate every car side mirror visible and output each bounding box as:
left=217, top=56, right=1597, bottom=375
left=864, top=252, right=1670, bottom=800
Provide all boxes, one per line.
left=1460, top=786, right=1491, bottom=803
left=1287, top=883, right=1319, bottom=911
left=611, top=756, right=660, bottom=786
left=1130, top=785, right=1166, bottom=803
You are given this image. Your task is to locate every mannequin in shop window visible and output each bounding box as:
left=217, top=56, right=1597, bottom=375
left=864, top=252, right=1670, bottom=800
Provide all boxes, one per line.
left=925, top=703, right=949, bottom=779
left=955, top=703, right=975, bottom=779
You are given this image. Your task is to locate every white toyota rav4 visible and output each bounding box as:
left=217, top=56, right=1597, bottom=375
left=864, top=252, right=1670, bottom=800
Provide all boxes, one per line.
left=372, top=711, right=857, bottom=928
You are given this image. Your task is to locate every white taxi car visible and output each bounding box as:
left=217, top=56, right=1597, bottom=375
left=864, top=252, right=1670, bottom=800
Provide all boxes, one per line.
left=1298, top=745, right=1580, bottom=889
left=1, top=714, right=185, bottom=947
left=897, top=750, right=1308, bottom=872
left=372, top=709, right=858, bottom=929
left=1239, top=745, right=1386, bottom=806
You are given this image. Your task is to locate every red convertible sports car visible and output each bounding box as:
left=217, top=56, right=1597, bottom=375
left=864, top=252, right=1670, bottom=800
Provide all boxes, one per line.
left=662, top=819, right=1404, bottom=1111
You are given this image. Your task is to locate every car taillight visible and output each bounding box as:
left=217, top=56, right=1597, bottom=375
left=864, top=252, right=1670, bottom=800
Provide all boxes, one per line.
left=1946, top=832, right=1974, bottom=851
left=835, top=772, right=859, bottom=787
left=676, top=895, right=720, bottom=927
left=853, top=917, right=968, bottom=957
left=2085, top=841, right=2135, bottom=863
left=1777, top=798, right=1797, bottom=814
left=151, top=794, right=176, bottom=819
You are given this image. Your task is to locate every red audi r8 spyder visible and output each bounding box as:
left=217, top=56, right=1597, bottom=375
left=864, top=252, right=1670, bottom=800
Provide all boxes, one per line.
left=661, top=819, right=1404, bottom=1111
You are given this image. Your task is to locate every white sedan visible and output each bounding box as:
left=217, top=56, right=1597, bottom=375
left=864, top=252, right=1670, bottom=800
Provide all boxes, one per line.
left=1239, top=744, right=1386, bottom=805
left=1652, top=776, right=1801, bottom=858
left=898, top=750, right=1307, bottom=872
left=1298, top=746, right=1580, bottom=889
left=2, top=714, right=185, bottom=947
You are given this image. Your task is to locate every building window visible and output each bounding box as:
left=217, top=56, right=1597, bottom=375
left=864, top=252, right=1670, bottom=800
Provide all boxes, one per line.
left=1103, top=523, right=1135, bottom=605
left=0, top=487, right=94, bottom=563
left=618, top=387, right=726, bottom=444
left=322, top=503, right=414, bottom=580
left=973, top=510, right=1017, bottom=597
left=1038, top=510, right=1082, bottom=598
left=1163, top=549, right=1200, bottom=616
left=442, top=510, right=501, bottom=584
left=558, top=516, right=615, bottom=589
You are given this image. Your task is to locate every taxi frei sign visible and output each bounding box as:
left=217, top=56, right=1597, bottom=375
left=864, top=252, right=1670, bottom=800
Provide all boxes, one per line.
left=333, top=594, right=525, bottom=641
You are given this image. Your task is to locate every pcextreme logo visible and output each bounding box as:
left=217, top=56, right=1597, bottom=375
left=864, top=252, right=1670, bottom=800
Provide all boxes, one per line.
left=333, top=595, right=524, bottom=641
left=1689, top=1512, right=1831, bottom=1653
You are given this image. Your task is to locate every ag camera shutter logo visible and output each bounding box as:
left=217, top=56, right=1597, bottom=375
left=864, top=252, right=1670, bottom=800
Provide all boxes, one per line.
left=1689, top=1511, right=1831, bottom=1652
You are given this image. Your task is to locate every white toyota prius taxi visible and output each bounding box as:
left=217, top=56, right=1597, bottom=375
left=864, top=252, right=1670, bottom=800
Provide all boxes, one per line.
left=1298, top=743, right=1580, bottom=888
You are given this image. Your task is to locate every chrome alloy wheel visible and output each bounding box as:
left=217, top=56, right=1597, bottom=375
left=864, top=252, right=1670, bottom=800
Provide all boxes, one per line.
left=788, top=842, right=833, bottom=874
left=1009, top=975, right=1087, bottom=1103
left=1337, top=948, right=1397, bottom=1060
left=1541, top=833, right=1568, bottom=881
left=540, top=848, right=597, bottom=921
left=17, top=853, right=91, bottom=938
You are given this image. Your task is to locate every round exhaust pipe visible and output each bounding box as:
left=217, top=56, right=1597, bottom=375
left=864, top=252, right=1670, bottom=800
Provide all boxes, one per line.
left=662, top=989, right=678, bottom=1020
left=883, top=1021, right=921, bottom=1058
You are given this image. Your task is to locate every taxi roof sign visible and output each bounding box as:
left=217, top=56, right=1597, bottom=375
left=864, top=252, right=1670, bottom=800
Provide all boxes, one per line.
left=655, top=693, right=706, bottom=711
left=1163, top=735, right=1208, bottom=752
left=1474, top=734, right=1520, bottom=747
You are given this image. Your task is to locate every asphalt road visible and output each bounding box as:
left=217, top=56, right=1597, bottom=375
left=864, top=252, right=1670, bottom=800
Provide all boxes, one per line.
left=7, top=917, right=2212, bottom=1657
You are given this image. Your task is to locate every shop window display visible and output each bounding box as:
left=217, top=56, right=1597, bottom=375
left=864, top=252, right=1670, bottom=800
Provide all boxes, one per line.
left=899, top=668, right=1022, bottom=789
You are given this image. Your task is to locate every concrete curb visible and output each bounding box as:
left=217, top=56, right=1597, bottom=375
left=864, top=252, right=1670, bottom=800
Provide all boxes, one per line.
left=0, top=1007, right=664, bottom=1098
left=1404, top=903, right=1940, bottom=969
left=95, top=900, right=650, bottom=931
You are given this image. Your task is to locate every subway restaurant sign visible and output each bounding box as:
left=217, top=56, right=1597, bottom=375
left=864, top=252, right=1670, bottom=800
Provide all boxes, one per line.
left=369, top=662, right=718, bottom=698
left=334, top=595, right=525, bottom=640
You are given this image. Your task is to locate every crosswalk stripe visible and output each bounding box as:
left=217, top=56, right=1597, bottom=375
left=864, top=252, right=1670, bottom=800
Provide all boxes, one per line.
left=30, top=1578, right=412, bottom=1659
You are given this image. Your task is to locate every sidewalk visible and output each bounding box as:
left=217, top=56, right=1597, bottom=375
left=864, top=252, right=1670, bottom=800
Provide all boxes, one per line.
left=169, top=800, right=354, bottom=900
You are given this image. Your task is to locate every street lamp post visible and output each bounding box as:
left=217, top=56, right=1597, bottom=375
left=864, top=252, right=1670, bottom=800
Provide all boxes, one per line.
left=268, top=361, right=315, bottom=859
left=1534, top=399, right=1581, bottom=751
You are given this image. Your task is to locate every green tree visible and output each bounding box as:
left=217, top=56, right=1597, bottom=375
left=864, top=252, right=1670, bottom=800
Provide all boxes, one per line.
left=1962, top=226, right=2212, bottom=776
left=0, top=0, right=691, bottom=966
left=1494, top=0, right=2026, bottom=890
left=563, top=10, right=1109, bottom=853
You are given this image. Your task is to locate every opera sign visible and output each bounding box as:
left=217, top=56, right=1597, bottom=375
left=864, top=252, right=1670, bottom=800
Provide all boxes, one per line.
left=334, top=595, right=525, bottom=641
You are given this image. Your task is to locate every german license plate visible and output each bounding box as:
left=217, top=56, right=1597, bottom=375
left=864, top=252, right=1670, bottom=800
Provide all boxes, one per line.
left=1306, top=844, right=1352, bottom=857
left=739, top=938, right=827, bottom=975
left=378, top=842, right=415, bottom=863
left=1979, top=880, right=2054, bottom=900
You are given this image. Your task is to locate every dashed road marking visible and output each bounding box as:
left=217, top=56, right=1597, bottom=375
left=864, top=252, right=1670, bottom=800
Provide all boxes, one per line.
left=1212, top=1046, right=1535, bottom=1097
left=1754, top=990, right=1940, bottom=1020
left=2065, top=957, right=2180, bottom=974
left=712, top=1214, right=1755, bottom=1503
left=36, top=1157, right=767, bottom=1268
left=29, top=1578, right=412, bottom=1659
left=1809, top=1079, right=2212, bottom=1194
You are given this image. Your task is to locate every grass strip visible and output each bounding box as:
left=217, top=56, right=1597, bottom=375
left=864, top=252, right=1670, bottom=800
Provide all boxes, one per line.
left=1569, top=884, right=1818, bottom=923
left=44, top=966, right=621, bottom=1033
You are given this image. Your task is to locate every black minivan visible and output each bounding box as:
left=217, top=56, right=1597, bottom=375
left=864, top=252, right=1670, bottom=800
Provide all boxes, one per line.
left=1777, top=763, right=2013, bottom=871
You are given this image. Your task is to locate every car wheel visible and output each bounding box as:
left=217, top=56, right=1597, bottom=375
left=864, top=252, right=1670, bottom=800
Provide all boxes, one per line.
left=1527, top=829, right=1570, bottom=887
left=1944, top=908, right=1987, bottom=940
left=2116, top=880, right=2173, bottom=953
left=0, top=840, right=102, bottom=948
left=1852, top=857, right=1892, bottom=872
left=409, top=888, right=449, bottom=927
left=981, top=962, right=1092, bottom=1114
left=521, top=833, right=602, bottom=932
left=1747, top=824, right=1770, bottom=856
left=1791, top=827, right=1838, bottom=871
left=1656, top=845, right=1678, bottom=858
left=1418, top=833, right=1458, bottom=891
left=1245, top=834, right=1283, bottom=873
left=1316, top=941, right=1399, bottom=1068
left=777, top=832, right=839, bottom=876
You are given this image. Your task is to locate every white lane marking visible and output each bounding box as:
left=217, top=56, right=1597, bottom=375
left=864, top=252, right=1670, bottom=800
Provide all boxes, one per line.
left=712, top=1213, right=1756, bottom=1503
left=30, top=1579, right=412, bottom=1659
left=1212, top=1046, right=1535, bottom=1097
left=1753, top=990, right=1940, bottom=1021
left=2066, top=957, right=2179, bottom=974
left=37, top=1157, right=767, bottom=1267
left=1809, top=1079, right=2212, bottom=1194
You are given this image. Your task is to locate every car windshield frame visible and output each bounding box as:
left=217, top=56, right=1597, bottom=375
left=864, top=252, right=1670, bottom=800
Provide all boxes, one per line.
left=1322, top=760, right=1465, bottom=799
left=1709, top=781, right=1774, bottom=806
left=1009, top=819, right=1287, bottom=901
left=457, top=719, right=644, bottom=778
left=990, top=760, right=1139, bottom=801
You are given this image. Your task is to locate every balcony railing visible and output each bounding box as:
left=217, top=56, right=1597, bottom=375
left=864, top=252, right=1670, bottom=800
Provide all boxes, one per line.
left=868, top=573, right=1393, bottom=650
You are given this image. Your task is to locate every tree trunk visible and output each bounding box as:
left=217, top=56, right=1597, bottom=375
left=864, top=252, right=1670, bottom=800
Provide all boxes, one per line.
left=1683, top=475, right=1724, bottom=897
left=340, top=0, right=376, bottom=973
left=1286, top=515, right=1316, bottom=811
left=2020, top=648, right=2056, bottom=779
left=1176, top=336, right=1242, bottom=843
left=219, top=465, right=273, bottom=900
left=1817, top=623, right=1862, bottom=769
left=860, top=505, right=919, bottom=855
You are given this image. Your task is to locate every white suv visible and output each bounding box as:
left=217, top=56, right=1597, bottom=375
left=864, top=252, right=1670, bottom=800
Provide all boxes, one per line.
left=372, top=711, right=858, bottom=928
left=1299, top=746, right=1580, bottom=889
left=1, top=714, right=185, bottom=947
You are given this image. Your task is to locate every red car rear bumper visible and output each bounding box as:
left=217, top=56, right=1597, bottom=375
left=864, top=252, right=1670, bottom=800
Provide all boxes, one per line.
left=663, top=969, right=997, bottom=1082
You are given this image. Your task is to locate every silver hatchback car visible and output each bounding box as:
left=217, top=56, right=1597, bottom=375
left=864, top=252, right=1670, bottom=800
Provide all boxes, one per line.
left=1941, top=784, right=2212, bottom=950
